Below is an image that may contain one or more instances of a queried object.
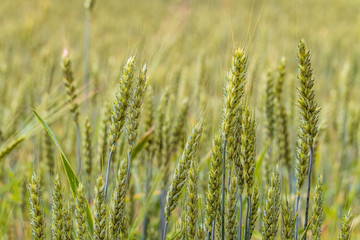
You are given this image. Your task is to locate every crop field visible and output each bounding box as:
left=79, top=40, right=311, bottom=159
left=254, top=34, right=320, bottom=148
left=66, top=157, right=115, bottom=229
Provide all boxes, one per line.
left=0, top=0, right=359, bottom=239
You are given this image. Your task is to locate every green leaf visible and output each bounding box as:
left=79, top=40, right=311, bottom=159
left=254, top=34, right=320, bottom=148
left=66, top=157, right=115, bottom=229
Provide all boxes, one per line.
left=33, top=110, right=94, bottom=236
left=300, top=217, right=313, bottom=240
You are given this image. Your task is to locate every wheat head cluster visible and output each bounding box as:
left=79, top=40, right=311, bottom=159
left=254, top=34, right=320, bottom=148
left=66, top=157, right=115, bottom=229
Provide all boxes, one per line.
left=0, top=0, right=359, bottom=239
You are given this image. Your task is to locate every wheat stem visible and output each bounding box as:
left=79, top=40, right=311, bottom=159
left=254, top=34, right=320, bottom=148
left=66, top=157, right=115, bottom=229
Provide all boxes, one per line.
left=295, top=193, right=300, bottom=240
left=76, top=120, right=82, bottom=178
left=162, top=219, right=169, bottom=240
left=304, top=146, right=314, bottom=237
left=238, top=194, right=243, bottom=240
left=104, top=150, right=114, bottom=198
left=246, top=196, right=252, bottom=240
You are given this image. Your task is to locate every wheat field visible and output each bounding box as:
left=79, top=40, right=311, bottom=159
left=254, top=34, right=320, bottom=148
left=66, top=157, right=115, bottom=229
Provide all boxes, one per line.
left=0, top=0, right=359, bottom=239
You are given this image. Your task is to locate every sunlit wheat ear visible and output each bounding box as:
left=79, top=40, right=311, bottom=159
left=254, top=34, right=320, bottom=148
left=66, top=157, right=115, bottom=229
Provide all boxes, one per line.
left=163, top=120, right=203, bottom=239
left=171, top=98, right=189, bottom=153
left=83, top=116, right=92, bottom=192
left=108, top=56, right=135, bottom=151
left=264, top=70, right=276, bottom=141
left=109, top=158, right=128, bottom=239
left=61, top=49, right=82, bottom=176
left=125, top=64, right=148, bottom=186
left=226, top=175, right=237, bottom=240
left=338, top=209, right=354, bottom=240
left=75, top=184, right=87, bottom=240
left=186, top=157, right=199, bottom=239
left=155, top=88, right=170, bottom=167
left=104, top=56, right=135, bottom=197
left=61, top=49, right=79, bottom=121
left=0, top=136, right=24, bottom=160
left=241, top=107, right=256, bottom=197
left=295, top=39, right=321, bottom=239
left=262, top=166, right=280, bottom=240
left=126, top=64, right=148, bottom=152
left=51, top=175, right=64, bottom=240
left=98, top=102, right=111, bottom=170
left=312, top=176, right=324, bottom=240
left=94, top=175, right=106, bottom=240
left=29, top=173, right=46, bottom=240
left=249, top=185, right=259, bottom=239
left=205, top=133, right=222, bottom=237
left=221, top=47, right=247, bottom=240
left=165, top=120, right=203, bottom=217
left=64, top=207, right=73, bottom=240
left=44, top=131, right=54, bottom=177
left=281, top=198, right=295, bottom=240
left=275, top=57, right=286, bottom=101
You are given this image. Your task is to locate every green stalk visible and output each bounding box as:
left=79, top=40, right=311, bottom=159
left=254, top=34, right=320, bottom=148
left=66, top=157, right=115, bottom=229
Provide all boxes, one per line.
left=246, top=196, right=252, bottom=240
left=142, top=154, right=154, bottom=240
left=304, top=146, right=314, bottom=237
left=238, top=194, right=243, bottom=240
left=221, top=138, right=227, bottom=240
left=75, top=120, right=82, bottom=178
left=127, top=151, right=132, bottom=186
left=295, top=194, right=300, bottom=240
left=160, top=189, right=167, bottom=236
left=244, top=197, right=249, bottom=240
left=104, top=150, right=114, bottom=198
left=162, top=219, right=169, bottom=240
left=211, top=220, right=216, bottom=240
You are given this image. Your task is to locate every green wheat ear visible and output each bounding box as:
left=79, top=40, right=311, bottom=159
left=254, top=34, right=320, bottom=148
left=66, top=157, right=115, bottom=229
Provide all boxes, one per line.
left=241, top=107, right=256, bottom=197
left=264, top=69, right=276, bottom=141
left=98, top=102, right=111, bottom=169
left=205, top=132, right=223, bottom=235
left=295, top=39, right=321, bottom=193
left=312, top=176, right=324, bottom=240
left=94, top=175, right=106, bottom=240
left=249, top=185, right=259, bottom=239
left=226, top=175, right=237, bottom=240
left=186, top=157, right=199, bottom=239
left=108, top=56, right=135, bottom=151
left=75, top=184, right=87, bottom=240
left=83, top=116, right=92, bottom=190
left=165, top=120, right=203, bottom=220
left=155, top=88, right=170, bottom=168
left=29, top=173, right=46, bottom=240
left=51, top=175, right=64, bottom=240
left=61, top=49, right=79, bottom=121
left=338, top=209, right=354, bottom=240
left=64, top=207, right=73, bottom=240
left=281, top=198, right=295, bottom=240
left=171, top=98, right=190, bottom=153
left=109, top=158, right=128, bottom=239
left=262, top=166, right=281, bottom=240
left=0, top=136, right=24, bottom=160
left=44, top=131, right=54, bottom=177
left=126, top=64, right=148, bottom=152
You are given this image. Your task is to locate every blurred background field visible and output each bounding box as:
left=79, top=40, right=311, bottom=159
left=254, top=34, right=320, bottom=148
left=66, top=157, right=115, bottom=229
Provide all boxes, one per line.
left=0, top=0, right=360, bottom=239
